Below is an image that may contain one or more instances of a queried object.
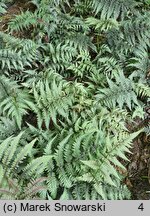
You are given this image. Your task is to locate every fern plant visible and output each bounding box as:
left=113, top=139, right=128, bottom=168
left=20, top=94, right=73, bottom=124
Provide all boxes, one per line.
left=0, top=132, right=52, bottom=199
left=0, top=0, right=149, bottom=200
left=0, top=177, right=47, bottom=200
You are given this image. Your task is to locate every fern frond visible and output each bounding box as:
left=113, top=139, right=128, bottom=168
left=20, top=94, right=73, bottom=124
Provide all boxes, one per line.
left=0, top=2, right=7, bottom=15
left=92, top=0, right=139, bottom=19
left=23, top=155, right=53, bottom=178
left=27, top=79, right=73, bottom=128
left=0, top=90, right=32, bottom=129
left=86, top=17, right=119, bottom=31
left=96, top=72, right=139, bottom=109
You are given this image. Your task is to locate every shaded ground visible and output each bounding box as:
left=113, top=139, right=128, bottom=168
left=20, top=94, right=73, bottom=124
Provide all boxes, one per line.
left=0, top=0, right=150, bottom=200
left=0, top=0, right=34, bottom=31
left=127, top=133, right=150, bottom=199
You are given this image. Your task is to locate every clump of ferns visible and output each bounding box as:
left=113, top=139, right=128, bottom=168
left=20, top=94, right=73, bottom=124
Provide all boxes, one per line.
left=0, top=177, right=47, bottom=199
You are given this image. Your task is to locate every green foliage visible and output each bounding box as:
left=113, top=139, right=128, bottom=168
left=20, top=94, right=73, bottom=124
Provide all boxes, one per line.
left=91, top=0, right=139, bottom=19
left=0, top=32, right=40, bottom=70
left=0, top=177, right=47, bottom=199
left=27, top=78, right=73, bottom=128
left=95, top=71, right=149, bottom=110
left=0, top=75, right=32, bottom=129
left=0, top=0, right=149, bottom=200
left=0, top=132, right=51, bottom=199
left=0, top=2, right=7, bottom=15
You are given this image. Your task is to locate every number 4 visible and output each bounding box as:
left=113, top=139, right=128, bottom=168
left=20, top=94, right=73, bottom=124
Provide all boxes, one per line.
left=138, top=203, right=144, bottom=211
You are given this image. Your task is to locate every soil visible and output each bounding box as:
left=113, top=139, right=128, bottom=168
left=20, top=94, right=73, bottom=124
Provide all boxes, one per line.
left=0, top=0, right=34, bottom=31
left=127, top=135, right=150, bottom=199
